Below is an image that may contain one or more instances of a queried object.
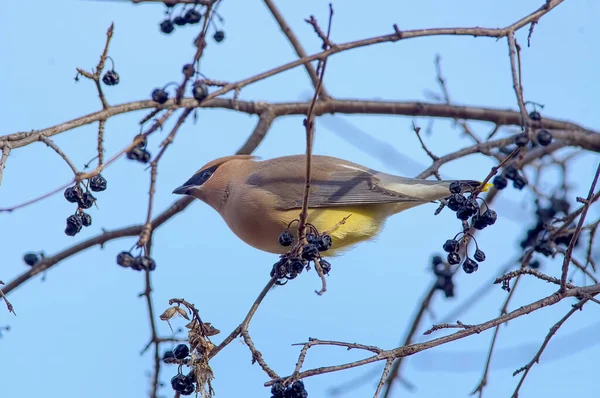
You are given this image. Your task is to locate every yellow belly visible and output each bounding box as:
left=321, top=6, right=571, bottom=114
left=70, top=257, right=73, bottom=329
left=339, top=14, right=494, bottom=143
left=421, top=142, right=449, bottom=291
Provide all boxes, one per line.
left=280, top=206, right=389, bottom=255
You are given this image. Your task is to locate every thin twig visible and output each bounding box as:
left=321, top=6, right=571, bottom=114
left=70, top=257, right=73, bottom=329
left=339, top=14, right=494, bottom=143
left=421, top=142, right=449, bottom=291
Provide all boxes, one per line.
left=262, top=0, right=329, bottom=98
left=40, top=136, right=79, bottom=175
left=297, top=5, right=334, bottom=245
left=423, top=320, right=473, bottom=336
left=97, top=119, right=105, bottom=166
left=560, top=162, right=600, bottom=291
left=0, top=281, right=16, bottom=315
left=511, top=297, right=591, bottom=397
left=507, top=32, right=529, bottom=128
left=471, top=276, right=522, bottom=398
left=374, top=359, right=394, bottom=398
left=0, top=144, right=11, bottom=188
left=268, top=283, right=600, bottom=386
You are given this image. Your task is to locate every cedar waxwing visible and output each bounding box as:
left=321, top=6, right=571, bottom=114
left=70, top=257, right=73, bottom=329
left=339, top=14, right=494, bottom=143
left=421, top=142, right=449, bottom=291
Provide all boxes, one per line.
left=173, top=155, right=487, bottom=255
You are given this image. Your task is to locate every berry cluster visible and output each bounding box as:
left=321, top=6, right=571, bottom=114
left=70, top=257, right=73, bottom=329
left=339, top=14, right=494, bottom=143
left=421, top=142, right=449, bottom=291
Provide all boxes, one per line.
left=151, top=78, right=209, bottom=105
left=528, top=110, right=554, bottom=147
left=171, top=372, right=196, bottom=396
left=161, top=8, right=201, bottom=34
left=159, top=5, right=226, bottom=44
left=431, top=255, right=454, bottom=298
left=271, top=228, right=332, bottom=281
left=441, top=181, right=496, bottom=273
left=164, top=344, right=196, bottom=395
left=271, top=380, right=308, bottom=398
left=63, top=175, right=106, bottom=236
left=443, top=235, right=486, bottom=274
left=116, top=251, right=157, bottom=272
left=520, top=197, right=575, bottom=257
left=492, top=164, right=527, bottom=191
left=126, top=134, right=151, bottom=164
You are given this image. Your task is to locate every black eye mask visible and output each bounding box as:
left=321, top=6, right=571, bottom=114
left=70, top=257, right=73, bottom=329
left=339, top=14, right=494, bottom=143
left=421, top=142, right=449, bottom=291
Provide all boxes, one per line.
left=182, top=165, right=219, bottom=187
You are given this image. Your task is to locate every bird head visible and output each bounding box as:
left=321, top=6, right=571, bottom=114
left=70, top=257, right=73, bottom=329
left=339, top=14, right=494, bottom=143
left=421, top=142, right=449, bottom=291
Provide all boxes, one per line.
left=172, top=155, right=256, bottom=210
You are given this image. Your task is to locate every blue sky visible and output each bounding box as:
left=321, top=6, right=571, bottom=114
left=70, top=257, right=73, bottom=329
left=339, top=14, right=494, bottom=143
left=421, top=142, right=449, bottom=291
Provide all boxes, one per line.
left=1, top=1, right=599, bottom=397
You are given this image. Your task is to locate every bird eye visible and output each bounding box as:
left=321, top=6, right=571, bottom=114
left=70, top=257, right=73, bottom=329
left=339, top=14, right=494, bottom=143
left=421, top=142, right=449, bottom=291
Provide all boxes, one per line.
left=200, top=170, right=213, bottom=183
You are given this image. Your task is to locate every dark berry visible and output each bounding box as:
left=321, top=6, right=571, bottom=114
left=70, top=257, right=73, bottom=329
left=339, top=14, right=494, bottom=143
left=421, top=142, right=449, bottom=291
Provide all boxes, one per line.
left=102, top=70, right=119, bottom=86
left=447, top=252, right=461, bottom=265
left=65, top=214, right=82, bottom=236
left=127, top=147, right=151, bottom=163
left=162, top=350, right=176, bottom=364
left=140, top=149, right=151, bottom=163
left=278, top=230, right=294, bottom=247
left=288, top=257, right=305, bottom=273
left=130, top=257, right=142, bottom=271
left=432, top=255, right=443, bottom=266
left=271, top=382, right=285, bottom=397
left=464, top=198, right=479, bottom=214
left=65, top=225, right=78, bottom=236
left=316, top=234, right=332, bottom=252
left=64, top=185, right=83, bottom=203
left=492, top=175, right=508, bottom=190
left=23, top=253, right=40, bottom=266
left=456, top=206, right=472, bottom=220
left=173, top=344, right=190, bottom=359
left=319, top=259, right=332, bottom=274
left=67, top=214, right=83, bottom=229
left=536, top=129, right=553, bottom=146
left=443, top=239, right=459, bottom=253
left=513, top=175, right=527, bottom=190
left=447, top=193, right=465, bottom=211
left=529, top=260, right=541, bottom=269
left=441, top=276, right=455, bottom=298
left=514, top=133, right=529, bottom=147
left=534, top=242, right=553, bottom=257
left=291, top=380, right=306, bottom=395
left=160, top=19, right=175, bottom=34
left=127, top=147, right=143, bottom=161
left=462, top=258, right=478, bottom=273
left=80, top=212, right=92, bottom=227
left=184, top=9, right=201, bottom=24
left=472, top=214, right=488, bottom=230
left=186, top=371, right=197, bottom=384
left=448, top=181, right=462, bottom=194
left=474, top=249, right=486, bottom=262
left=529, top=111, right=542, bottom=121
left=503, top=165, right=518, bottom=181
left=173, top=16, right=187, bottom=26
left=116, top=251, right=134, bottom=268
left=301, top=243, right=319, bottom=261
left=134, top=255, right=156, bottom=271
left=192, top=81, right=209, bottom=101
left=152, top=88, right=169, bottom=104
left=481, top=209, right=497, bottom=225
left=89, top=174, right=107, bottom=192
left=180, top=383, right=195, bottom=396
left=213, top=30, right=225, bottom=43
left=78, top=192, right=96, bottom=209
left=306, top=233, right=317, bottom=244
left=171, top=374, right=190, bottom=392
left=182, top=63, right=195, bottom=78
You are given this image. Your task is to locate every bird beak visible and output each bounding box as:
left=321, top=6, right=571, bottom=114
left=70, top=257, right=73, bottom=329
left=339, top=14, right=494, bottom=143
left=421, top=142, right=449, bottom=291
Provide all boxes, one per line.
left=172, top=185, right=194, bottom=195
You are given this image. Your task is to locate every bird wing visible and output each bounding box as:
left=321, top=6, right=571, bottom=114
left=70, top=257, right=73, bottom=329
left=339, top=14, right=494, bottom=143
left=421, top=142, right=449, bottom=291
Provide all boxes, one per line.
left=245, top=155, right=428, bottom=210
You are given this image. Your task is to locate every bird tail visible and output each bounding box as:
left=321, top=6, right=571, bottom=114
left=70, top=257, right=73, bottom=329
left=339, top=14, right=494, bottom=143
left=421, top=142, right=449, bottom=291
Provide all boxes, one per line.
left=377, top=174, right=490, bottom=204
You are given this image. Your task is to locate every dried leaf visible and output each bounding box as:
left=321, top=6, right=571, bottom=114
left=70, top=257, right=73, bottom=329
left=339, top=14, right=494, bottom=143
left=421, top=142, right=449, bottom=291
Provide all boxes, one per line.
left=159, top=307, right=179, bottom=321
left=176, top=306, right=190, bottom=320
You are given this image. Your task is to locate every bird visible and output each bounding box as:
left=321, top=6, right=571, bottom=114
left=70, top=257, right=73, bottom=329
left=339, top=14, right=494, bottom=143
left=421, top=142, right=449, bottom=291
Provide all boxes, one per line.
left=173, top=154, right=489, bottom=255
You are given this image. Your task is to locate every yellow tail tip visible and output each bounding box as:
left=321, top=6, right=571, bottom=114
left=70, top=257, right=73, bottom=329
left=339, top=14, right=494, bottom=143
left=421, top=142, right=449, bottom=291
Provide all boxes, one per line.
left=481, top=182, right=493, bottom=192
